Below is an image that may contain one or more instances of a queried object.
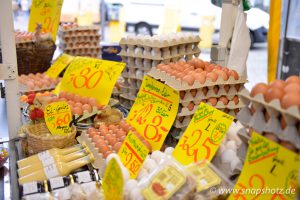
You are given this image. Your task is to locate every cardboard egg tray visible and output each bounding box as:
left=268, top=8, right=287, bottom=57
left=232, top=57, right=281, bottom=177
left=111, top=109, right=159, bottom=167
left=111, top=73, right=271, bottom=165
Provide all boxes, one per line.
left=119, top=97, right=134, bottom=110
left=19, top=84, right=57, bottom=93
left=238, top=88, right=300, bottom=122
left=237, top=106, right=300, bottom=149
left=58, top=35, right=100, bottom=44
left=148, top=67, right=247, bottom=91
left=58, top=25, right=100, bottom=37
left=58, top=41, right=100, bottom=50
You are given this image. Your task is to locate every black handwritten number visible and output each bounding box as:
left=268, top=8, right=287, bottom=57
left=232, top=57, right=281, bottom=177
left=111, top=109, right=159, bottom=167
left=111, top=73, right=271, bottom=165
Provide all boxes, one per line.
left=168, top=104, right=172, bottom=111
left=205, top=123, right=211, bottom=131
left=270, top=164, right=277, bottom=176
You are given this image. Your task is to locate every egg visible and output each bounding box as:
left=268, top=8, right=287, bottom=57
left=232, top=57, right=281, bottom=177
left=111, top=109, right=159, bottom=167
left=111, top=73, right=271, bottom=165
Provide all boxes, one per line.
left=285, top=75, right=300, bottom=85
left=187, top=102, right=194, bottom=111
left=26, top=81, right=35, bottom=89
left=80, top=96, right=89, bottom=104
left=195, top=68, right=203, bottom=73
left=98, top=144, right=109, bottom=154
left=65, top=92, right=74, bottom=100
left=87, top=127, right=96, bottom=135
left=224, top=85, right=230, bottom=92
left=104, top=151, right=112, bottom=158
left=220, top=149, right=236, bottom=163
left=284, top=83, right=300, bottom=94
left=219, top=96, right=228, bottom=105
left=226, top=141, right=237, bottom=151
left=208, top=97, right=218, bottom=106
left=119, top=135, right=126, bottom=142
left=215, top=70, right=229, bottom=81
left=75, top=102, right=82, bottom=107
left=67, top=100, right=75, bottom=106
left=95, top=138, right=106, bottom=147
left=73, top=107, right=83, bottom=115
left=113, top=142, right=122, bottom=152
left=88, top=98, right=98, bottom=107
left=107, top=136, right=118, bottom=146
left=88, top=131, right=98, bottom=139
left=206, top=72, right=218, bottom=82
left=269, top=80, right=285, bottom=89
left=265, top=87, right=284, bottom=102
left=59, top=98, right=67, bottom=102
left=164, top=147, right=174, bottom=155
left=235, top=84, right=241, bottom=92
left=281, top=93, right=300, bottom=110
left=182, top=75, right=195, bottom=86
left=213, top=86, right=219, bottom=94
left=263, top=132, right=279, bottom=143
left=202, top=87, right=208, bottom=95
left=99, top=128, right=109, bottom=137
left=82, top=104, right=92, bottom=113
left=250, top=83, right=269, bottom=97
left=280, top=141, right=297, bottom=152
left=116, top=130, right=126, bottom=138
left=73, top=94, right=81, bottom=102
left=194, top=73, right=206, bottom=84
left=190, top=89, right=197, bottom=97
left=228, top=70, right=239, bottom=80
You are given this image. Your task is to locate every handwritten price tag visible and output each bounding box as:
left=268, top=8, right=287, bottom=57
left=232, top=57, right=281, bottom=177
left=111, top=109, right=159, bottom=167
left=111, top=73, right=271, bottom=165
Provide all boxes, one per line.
left=118, top=131, right=149, bottom=179
left=44, top=102, right=72, bottom=135
left=228, top=132, right=299, bottom=200
left=102, top=158, right=123, bottom=200
left=59, top=57, right=125, bottom=105
left=28, top=0, right=63, bottom=40
left=173, top=102, right=234, bottom=165
left=127, top=75, right=179, bottom=151
left=46, top=54, right=74, bottom=78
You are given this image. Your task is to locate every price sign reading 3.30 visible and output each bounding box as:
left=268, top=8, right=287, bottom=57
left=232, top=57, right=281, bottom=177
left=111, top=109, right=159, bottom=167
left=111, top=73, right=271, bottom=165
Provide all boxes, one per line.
left=59, top=57, right=125, bottom=105
left=126, top=75, right=179, bottom=151
left=44, top=102, right=72, bottom=135
left=173, top=102, right=234, bottom=165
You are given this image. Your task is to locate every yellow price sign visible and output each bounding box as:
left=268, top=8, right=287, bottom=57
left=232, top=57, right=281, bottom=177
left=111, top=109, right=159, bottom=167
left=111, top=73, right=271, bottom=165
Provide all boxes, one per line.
left=59, top=57, right=125, bottom=105
left=173, top=103, right=234, bottom=165
left=102, top=158, right=124, bottom=200
left=28, top=0, right=63, bottom=40
left=228, top=132, right=299, bottom=200
left=127, top=75, right=179, bottom=151
left=118, top=131, right=149, bottom=179
left=44, top=101, right=72, bottom=135
left=46, top=54, right=74, bottom=78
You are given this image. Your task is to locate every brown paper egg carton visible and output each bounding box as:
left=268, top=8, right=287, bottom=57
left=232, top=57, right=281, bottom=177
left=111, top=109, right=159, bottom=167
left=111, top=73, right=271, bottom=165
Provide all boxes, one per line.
left=239, top=88, right=300, bottom=122
left=148, top=67, right=247, bottom=91
left=179, top=84, right=243, bottom=103
left=237, top=106, right=300, bottom=149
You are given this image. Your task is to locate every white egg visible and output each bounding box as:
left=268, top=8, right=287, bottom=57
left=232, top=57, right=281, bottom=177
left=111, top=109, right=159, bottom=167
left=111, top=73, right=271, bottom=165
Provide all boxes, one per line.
left=137, top=168, right=148, bottom=181
left=226, top=141, right=237, bottom=151
left=220, top=149, right=236, bottom=163
left=230, top=157, right=242, bottom=172
left=129, top=188, right=143, bottom=200
left=135, top=70, right=143, bottom=79
left=125, top=179, right=138, bottom=191
left=121, top=166, right=130, bottom=182
left=143, top=158, right=157, bottom=172
left=217, top=144, right=226, bottom=156
left=164, top=147, right=174, bottom=155
left=150, top=151, right=165, bottom=163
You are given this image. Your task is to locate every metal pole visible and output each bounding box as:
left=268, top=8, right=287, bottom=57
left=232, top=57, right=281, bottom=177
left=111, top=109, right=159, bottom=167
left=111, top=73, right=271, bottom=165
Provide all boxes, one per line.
left=101, top=0, right=106, bottom=41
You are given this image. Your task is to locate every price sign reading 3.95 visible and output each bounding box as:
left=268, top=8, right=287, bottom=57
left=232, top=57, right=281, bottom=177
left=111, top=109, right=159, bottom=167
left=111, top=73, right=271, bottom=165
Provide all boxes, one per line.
left=59, top=57, right=125, bottom=105
left=44, top=102, right=72, bottom=136
left=118, top=131, right=150, bottom=179
left=173, top=102, right=234, bottom=165
left=126, top=76, right=179, bottom=151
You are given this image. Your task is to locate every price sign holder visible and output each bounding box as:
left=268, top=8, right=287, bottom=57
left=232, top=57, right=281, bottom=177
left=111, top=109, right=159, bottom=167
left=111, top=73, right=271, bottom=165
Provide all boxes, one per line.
left=28, top=0, right=63, bottom=40
left=46, top=54, right=74, bottom=78
left=102, top=158, right=123, bottom=200
left=44, top=102, right=72, bottom=135
left=228, top=132, right=299, bottom=200
left=127, top=75, right=179, bottom=151
left=173, top=102, right=234, bottom=165
left=118, top=131, right=149, bottom=179
left=59, top=56, right=125, bottom=105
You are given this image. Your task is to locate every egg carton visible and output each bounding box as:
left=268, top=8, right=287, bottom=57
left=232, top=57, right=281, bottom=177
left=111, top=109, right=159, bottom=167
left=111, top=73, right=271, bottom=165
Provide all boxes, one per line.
left=119, top=32, right=200, bottom=48
left=148, top=67, right=247, bottom=91
left=58, top=25, right=100, bottom=36
left=122, top=77, right=142, bottom=89
left=19, top=83, right=57, bottom=93
left=59, top=41, right=100, bottom=50
left=64, top=48, right=101, bottom=56
left=119, top=86, right=139, bottom=97
left=237, top=106, right=300, bottom=149
left=179, top=84, right=243, bottom=103
left=74, top=106, right=100, bottom=122
left=239, top=88, right=300, bottom=122
left=178, top=99, right=244, bottom=117
left=58, top=35, right=100, bottom=43
left=122, top=70, right=148, bottom=80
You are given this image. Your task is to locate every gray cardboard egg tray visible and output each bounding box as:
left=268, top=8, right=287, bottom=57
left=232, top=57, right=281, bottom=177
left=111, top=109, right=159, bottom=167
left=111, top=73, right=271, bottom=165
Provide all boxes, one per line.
left=121, top=70, right=149, bottom=81
left=237, top=106, right=300, bottom=149
left=238, top=88, right=300, bottom=122
left=148, top=67, right=247, bottom=91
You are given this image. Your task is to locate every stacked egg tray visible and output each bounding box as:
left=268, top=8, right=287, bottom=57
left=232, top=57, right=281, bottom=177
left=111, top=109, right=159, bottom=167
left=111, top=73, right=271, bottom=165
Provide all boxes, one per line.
left=147, top=65, right=247, bottom=140
left=118, top=33, right=201, bottom=109
left=58, top=24, right=101, bottom=58
left=237, top=88, right=300, bottom=151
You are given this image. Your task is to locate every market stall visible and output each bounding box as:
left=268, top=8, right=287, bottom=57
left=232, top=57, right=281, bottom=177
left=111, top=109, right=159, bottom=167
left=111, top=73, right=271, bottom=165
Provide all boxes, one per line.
left=0, top=0, right=299, bottom=200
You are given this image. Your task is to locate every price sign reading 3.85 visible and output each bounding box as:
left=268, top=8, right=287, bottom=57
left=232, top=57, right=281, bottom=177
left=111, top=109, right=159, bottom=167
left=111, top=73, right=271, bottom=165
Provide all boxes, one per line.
left=127, top=75, right=179, bottom=151
left=44, top=102, right=72, bottom=136
left=46, top=54, right=74, bottom=78
left=59, top=57, right=125, bottom=105
left=118, top=131, right=149, bottom=179
left=173, top=103, right=234, bottom=165
left=228, top=133, right=299, bottom=200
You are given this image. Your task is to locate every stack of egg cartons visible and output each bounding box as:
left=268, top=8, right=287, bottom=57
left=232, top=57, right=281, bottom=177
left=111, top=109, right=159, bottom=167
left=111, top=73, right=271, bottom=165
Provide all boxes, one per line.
left=58, top=23, right=101, bottom=58
left=147, top=58, right=247, bottom=141
left=118, top=33, right=201, bottom=109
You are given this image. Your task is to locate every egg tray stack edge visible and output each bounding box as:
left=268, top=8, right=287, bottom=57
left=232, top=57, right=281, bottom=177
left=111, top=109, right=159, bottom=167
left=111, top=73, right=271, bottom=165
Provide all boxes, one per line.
left=118, top=33, right=201, bottom=110
left=58, top=24, right=101, bottom=58
left=237, top=88, right=300, bottom=150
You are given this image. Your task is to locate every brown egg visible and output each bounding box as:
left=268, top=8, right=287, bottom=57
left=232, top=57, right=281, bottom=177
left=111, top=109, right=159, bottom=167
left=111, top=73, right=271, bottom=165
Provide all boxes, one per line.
left=234, top=108, right=240, bottom=114
left=227, top=70, right=239, bottom=80
left=180, top=91, right=185, bottom=100
left=119, top=135, right=126, bottom=142
left=201, top=99, right=207, bottom=103
left=214, top=70, right=229, bottom=81
left=263, top=132, right=279, bottom=143
left=66, top=92, right=74, bottom=100
left=232, top=96, right=239, bottom=105
left=88, top=131, right=98, bottom=139
left=59, top=98, right=67, bottom=102
left=156, top=63, right=165, bottom=70
left=285, top=75, right=300, bottom=85
left=88, top=98, right=98, bottom=107
left=265, top=87, right=284, bottom=102
left=250, top=83, right=269, bottom=97
left=82, top=104, right=92, bottom=113
left=280, top=141, right=297, bottom=152
left=206, top=72, right=218, bottom=82
left=208, top=97, right=218, bottom=106
left=281, top=93, right=300, bottom=110
left=195, top=68, right=203, bottom=73
left=202, top=87, right=208, bottom=95
left=284, top=83, right=300, bottom=94
left=194, top=73, right=206, bottom=84
left=73, top=94, right=81, bottom=102
left=100, top=128, right=109, bottom=137
left=107, top=136, right=118, bottom=146
left=222, top=67, right=230, bottom=73
left=190, top=89, right=197, bottom=97
left=224, top=85, right=230, bottom=93
left=92, top=135, right=101, bottom=143
left=269, top=80, right=285, bottom=89
left=205, top=65, right=214, bottom=72
left=235, top=84, right=241, bottom=92
left=95, top=138, right=106, bottom=147
left=218, top=96, right=228, bottom=105
left=187, top=102, right=194, bottom=111
left=73, top=106, right=83, bottom=115
left=182, top=75, right=195, bottom=86
left=213, top=86, right=219, bottom=94
left=87, top=127, right=96, bottom=135
left=75, top=102, right=82, bottom=107
left=67, top=100, right=75, bottom=106
left=116, top=130, right=126, bottom=138
left=98, top=144, right=109, bottom=154
left=113, top=142, right=122, bottom=152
